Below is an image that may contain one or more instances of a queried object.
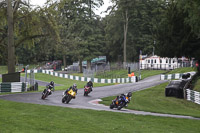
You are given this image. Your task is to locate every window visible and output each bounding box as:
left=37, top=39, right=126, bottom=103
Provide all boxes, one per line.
left=148, top=60, right=150, bottom=63
left=160, top=59, right=162, bottom=63
left=155, top=60, right=156, bottom=63
left=166, top=59, right=168, bottom=63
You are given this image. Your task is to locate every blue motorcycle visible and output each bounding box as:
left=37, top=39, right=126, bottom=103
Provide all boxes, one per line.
left=110, top=94, right=131, bottom=110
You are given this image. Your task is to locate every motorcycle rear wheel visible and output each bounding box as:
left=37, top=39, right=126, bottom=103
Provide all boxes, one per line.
left=117, top=106, right=122, bottom=110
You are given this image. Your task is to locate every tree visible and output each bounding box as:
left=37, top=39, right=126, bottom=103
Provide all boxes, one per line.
left=104, top=0, right=164, bottom=62
left=155, top=0, right=200, bottom=61
left=59, top=0, right=104, bottom=72
left=0, top=0, right=61, bottom=69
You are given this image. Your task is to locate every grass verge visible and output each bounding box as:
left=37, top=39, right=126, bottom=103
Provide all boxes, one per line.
left=167, top=67, right=196, bottom=74
left=34, top=73, right=114, bottom=91
left=100, top=82, right=200, bottom=118
left=0, top=99, right=200, bottom=132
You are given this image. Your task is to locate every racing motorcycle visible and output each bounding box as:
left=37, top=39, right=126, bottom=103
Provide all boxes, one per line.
left=41, top=88, right=51, bottom=100
left=62, top=89, right=77, bottom=104
left=110, top=94, right=131, bottom=110
left=83, top=86, right=92, bottom=96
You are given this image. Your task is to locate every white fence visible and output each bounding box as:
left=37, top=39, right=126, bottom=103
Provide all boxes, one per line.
left=0, top=82, right=26, bottom=93
left=186, top=89, right=200, bottom=105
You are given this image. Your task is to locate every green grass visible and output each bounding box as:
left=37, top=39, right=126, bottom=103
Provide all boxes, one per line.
left=95, top=69, right=128, bottom=79
left=139, top=70, right=166, bottom=79
left=95, top=69, right=166, bottom=79
left=0, top=99, right=200, bottom=133
left=193, top=77, right=200, bottom=92
left=34, top=73, right=114, bottom=91
left=0, top=65, right=8, bottom=74
left=167, top=67, right=196, bottom=74
left=101, top=82, right=200, bottom=118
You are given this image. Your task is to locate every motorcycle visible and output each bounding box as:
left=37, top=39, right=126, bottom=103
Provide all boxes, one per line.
left=84, top=86, right=92, bottom=96
left=62, top=89, right=77, bottom=104
left=110, top=95, right=131, bottom=110
left=41, top=88, right=51, bottom=100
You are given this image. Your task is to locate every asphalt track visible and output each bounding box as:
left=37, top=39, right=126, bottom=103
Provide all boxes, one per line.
left=0, top=75, right=200, bottom=120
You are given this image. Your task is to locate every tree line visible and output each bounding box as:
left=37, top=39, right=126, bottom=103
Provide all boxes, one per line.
left=0, top=0, right=200, bottom=73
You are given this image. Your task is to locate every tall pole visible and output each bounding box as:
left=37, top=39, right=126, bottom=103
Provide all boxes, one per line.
left=7, top=0, right=15, bottom=73
left=139, top=50, right=142, bottom=80
left=123, top=10, right=128, bottom=68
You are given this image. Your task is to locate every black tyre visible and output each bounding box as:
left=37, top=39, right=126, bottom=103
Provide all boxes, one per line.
left=41, top=91, right=48, bottom=100
left=41, top=95, right=45, bottom=99
left=110, top=103, right=114, bottom=109
left=62, top=97, right=66, bottom=103
left=66, top=95, right=71, bottom=104
left=84, top=91, right=88, bottom=96
left=117, top=106, right=122, bottom=110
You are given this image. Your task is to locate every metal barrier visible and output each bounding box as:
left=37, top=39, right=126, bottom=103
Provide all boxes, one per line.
left=186, top=89, right=200, bottom=104
left=0, top=82, right=26, bottom=93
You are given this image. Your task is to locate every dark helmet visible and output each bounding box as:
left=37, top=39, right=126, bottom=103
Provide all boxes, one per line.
left=73, top=83, right=77, bottom=88
left=50, top=81, right=54, bottom=86
left=89, top=80, right=92, bottom=84
left=127, top=92, right=132, bottom=97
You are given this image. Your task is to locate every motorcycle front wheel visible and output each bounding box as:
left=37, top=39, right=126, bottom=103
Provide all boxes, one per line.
left=110, top=103, right=114, bottom=109
left=62, top=96, right=66, bottom=103
left=66, top=95, right=72, bottom=104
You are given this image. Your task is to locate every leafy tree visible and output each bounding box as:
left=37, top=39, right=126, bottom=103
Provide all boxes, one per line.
left=0, top=0, right=61, bottom=70
left=155, top=0, right=200, bottom=61
left=59, top=0, right=104, bottom=72
left=104, top=0, right=165, bottom=62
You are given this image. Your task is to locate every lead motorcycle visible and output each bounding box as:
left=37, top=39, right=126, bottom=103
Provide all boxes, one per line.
left=41, top=88, right=51, bottom=100
left=84, top=86, right=92, bottom=96
left=110, top=93, right=132, bottom=110
left=62, top=89, right=77, bottom=104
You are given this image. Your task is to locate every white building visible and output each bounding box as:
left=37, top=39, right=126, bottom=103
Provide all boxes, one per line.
left=140, top=55, right=192, bottom=70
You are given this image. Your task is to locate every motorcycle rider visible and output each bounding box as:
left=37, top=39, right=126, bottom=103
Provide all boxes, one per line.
left=43, top=81, right=55, bottom=95
left=64, top=83, right=78, bottom=95
left=85, top=80, right=93, bottom=91
left=114, top=92, right=132, bottom=106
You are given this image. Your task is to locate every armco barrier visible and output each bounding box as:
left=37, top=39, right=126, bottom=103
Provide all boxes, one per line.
left=27, top=69, right=137, bottom=83
left=0, top=82, right=26, bottom=93
left=160, top=71, right=196, bottom=80
left=186, top=89, right=200, bottom=105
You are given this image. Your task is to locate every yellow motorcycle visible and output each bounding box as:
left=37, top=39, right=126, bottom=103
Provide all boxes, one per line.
left=62, top=89, right=76, bottom=104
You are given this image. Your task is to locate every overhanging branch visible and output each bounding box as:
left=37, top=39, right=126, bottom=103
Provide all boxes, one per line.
left=15, top=34, right=48, bottom=47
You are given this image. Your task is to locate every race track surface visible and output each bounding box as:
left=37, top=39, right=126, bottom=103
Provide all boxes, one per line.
left=0, top=75, right=199, bottom=120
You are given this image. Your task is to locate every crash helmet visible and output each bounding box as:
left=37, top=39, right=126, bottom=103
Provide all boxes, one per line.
left=127, top=92, right=132, bottom=97
left=73, top=83, right=77, bottom=88
left=50, top=81, right=54, bottom=86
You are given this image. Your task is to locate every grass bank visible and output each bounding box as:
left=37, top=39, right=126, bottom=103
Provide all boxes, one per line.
left=0, top=99, right=199, bottom=132
left=167, top=67, right=196, bottom=74
left=101, top=82, right=200, bottom=118
left=34, top=73, right=114, bottom=91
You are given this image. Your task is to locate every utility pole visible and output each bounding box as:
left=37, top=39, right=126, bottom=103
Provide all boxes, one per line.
left=153, top=40, right=156, bottom=56
left=123, top=10, right=128, bottom=68
left=139, top=50, right=142, bottom=80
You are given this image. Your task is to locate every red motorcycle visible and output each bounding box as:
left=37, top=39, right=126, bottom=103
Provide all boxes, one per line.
left=84, top=86, right=92, bottom=96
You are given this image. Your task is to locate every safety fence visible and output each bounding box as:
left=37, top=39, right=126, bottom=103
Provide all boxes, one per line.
left=186, top=89, right=200, bottom=105
left=27, top=69, right=138, bottom=83
left=0, top=82, right=26, bottom=93
left=160, top=72, right=196, bottom=80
